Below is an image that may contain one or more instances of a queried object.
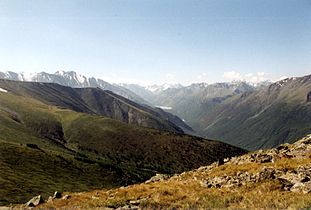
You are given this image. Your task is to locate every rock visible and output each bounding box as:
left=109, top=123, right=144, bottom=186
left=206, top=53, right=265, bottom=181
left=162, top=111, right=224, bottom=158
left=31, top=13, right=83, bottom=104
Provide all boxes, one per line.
left=195, top=135, right=311, bottom=192
left=25, top=195, right=44, bottom=207
left=53, top=191, right=62, bottom=199
left=62, top=194, right=71, bottom=200
left=300, top=176, right=310, bottom=183
left=290, top=182, right=311, bottom=194
left=259, top=155, right=273, bottom=163
left=129, top=199, right=143, bottom=205
left=279, top=173, right=300, bottom=184
left=47, top=196, right=53, bottom=203
left=258, top=167, right=278, bottom=181
left=117, top=205, right=139, bottom=210
left=276, top=145, right=288, bottom=151
left=145, top=174, right=170, bottom=183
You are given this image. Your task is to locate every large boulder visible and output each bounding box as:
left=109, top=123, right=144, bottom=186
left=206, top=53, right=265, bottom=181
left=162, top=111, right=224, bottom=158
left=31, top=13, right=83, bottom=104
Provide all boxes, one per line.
left=25, top=195, right=43, bottom=207
left=53, top=191, right=62, bottom=199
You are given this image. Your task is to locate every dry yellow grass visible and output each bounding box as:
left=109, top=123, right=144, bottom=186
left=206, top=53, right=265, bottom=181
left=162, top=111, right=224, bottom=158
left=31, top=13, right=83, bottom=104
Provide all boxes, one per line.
left=35, top=156, right=311, bottom=209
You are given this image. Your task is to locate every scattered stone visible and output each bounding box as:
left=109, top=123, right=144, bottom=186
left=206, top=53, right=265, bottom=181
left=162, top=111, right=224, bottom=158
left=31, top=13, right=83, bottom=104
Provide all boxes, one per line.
left=224, top=157, right=230, bottom=163
left=202, top=164, right=311, bottom=193
left=129, top=198, right=146, bottom=205
left=91, top=196, right=99, bottom=200
left=290, top=182, right=311, bottom=194
left=47, top=196, right=53, bottom=203
left=258, top=167, right=279, bottom=181
left=25, top=195, right=44, bottom=207
left=62, top=195, right=71, bottom=200
left=116, top=205, right=139, bottom=210
left=145, top=174, right=170, bottom=183
left=53, top=191, right=62, bottom=199
left=227, top=135, right=311, bottom=166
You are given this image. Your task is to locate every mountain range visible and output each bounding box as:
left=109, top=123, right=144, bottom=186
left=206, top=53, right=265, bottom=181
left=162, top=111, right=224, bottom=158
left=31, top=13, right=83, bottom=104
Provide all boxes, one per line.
left=1, top=70, right=311, bottom=207
left=0, top=70, right=148, bottom=105
left=200, top=75, right=311, bottom=150
left=0, top=79, right=193, bottom=134
left=1, top=70, right=311, bottom=151
left=131, top=82, right=257, bottom=126
left=122, top=75, right=311, bottom=151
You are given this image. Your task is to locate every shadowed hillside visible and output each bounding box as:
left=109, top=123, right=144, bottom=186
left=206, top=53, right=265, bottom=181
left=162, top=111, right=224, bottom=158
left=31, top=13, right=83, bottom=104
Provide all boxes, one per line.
left=200, top=75, right=311, bottom=150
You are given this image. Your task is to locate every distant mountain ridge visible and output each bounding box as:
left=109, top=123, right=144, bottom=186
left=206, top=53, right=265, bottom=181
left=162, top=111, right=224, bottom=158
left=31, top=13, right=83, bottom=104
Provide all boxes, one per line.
left=0, top=70, right=148, bottom=105
left=121, top=76, right=311, bottom=151
left=201, top=74, right=311, bottom=150
left=4, top=70, right=309, bottom=151
left=122, top=81, right=261, bottom=133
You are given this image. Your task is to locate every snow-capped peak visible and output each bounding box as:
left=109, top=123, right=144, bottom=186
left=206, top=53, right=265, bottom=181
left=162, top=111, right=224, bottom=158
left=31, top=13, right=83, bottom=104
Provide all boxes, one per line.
left=21, top=72, right=35, bottom=81
left=75, top=72, right=87, bottom=84
left=275, top=77, right=295, bottom=87
left=145, top=84, right=183, bottom=92
left=55, top=70, right=65, bottom=76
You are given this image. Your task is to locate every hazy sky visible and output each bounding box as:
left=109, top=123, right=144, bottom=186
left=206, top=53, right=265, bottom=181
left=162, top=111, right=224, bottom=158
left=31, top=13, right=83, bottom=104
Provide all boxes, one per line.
left=0, top=0, right=310, bottom=85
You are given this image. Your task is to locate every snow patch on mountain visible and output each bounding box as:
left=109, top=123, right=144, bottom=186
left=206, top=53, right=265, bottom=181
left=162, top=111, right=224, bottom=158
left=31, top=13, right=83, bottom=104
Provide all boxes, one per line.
left=76, top=73, right=87, bottom=84
left=55, top=70, right=66, bottom=76
left=156, top=106, right=172, bottom=110
left=21, top=72, right=35, bottom=81
left=275, top=77, right=297, bottom=87
left=146, top=84, right=183, bottom=93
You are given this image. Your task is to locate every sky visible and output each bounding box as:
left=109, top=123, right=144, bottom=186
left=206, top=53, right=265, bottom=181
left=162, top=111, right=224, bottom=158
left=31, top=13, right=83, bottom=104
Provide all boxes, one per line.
left=0, top=0, right=310, bottom=85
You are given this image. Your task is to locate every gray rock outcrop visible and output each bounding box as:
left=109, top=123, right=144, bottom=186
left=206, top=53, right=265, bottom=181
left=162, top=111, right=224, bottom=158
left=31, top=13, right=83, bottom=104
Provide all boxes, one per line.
left=25, top=195, right=43, bottom=207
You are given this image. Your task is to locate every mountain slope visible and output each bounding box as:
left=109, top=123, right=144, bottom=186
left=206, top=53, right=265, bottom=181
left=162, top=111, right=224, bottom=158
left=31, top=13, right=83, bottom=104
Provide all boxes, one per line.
left=201, top=75, right=311, bottom=150
left=0, top=70, right=149, bottom=105
left=37, top=134, right=311, bottom=209
left=0, top=79, right=190, bottom=134
left=144, top=82, right=256, bottom=133
left=119, top=83, right=184, bottom=103
left=0, top=82, right=246, bottom=205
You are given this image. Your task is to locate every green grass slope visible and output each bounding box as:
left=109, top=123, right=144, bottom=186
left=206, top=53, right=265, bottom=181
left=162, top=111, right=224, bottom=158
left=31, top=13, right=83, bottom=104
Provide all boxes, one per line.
left=0, top=79, right=190, bottom=134
left=0, top=140, right=124, bottom=205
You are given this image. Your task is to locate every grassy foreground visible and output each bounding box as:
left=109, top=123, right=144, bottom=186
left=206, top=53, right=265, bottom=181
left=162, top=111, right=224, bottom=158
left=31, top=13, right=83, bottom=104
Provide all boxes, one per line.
left=37, top=144, right=311, bottom=209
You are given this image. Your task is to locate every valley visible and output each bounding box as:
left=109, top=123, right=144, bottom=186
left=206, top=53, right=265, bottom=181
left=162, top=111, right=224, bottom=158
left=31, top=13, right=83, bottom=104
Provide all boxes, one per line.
left=2, top=71, right=311, bottom=150
left=124, top=75, right=311, bottom=151
left=0, top=79, right=245, bottom=205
